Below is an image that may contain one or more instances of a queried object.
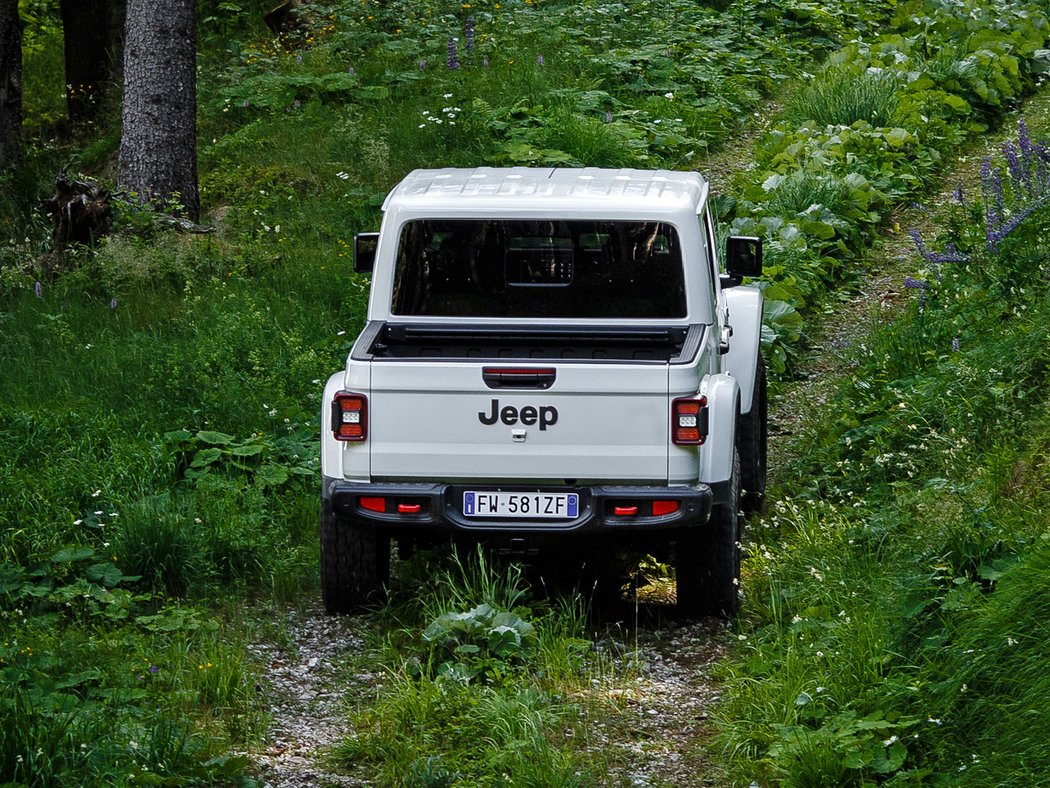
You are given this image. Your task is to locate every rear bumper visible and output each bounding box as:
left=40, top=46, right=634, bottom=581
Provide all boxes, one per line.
left=324, top=479, right=723, bottom=535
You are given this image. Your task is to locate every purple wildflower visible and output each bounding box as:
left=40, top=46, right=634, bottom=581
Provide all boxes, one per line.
left=1004, top=142, right=1027, bottom=197
left=908, top=229, right=930, bottom=257
left=902, top=274, right=929, bottom=309
left=418, top=58, right=427, bottom=71
left=482, top=56, right=489, bottom=68
left=242, top=99, right=249, bottom=109
left=537, top=54, right=545, bottom=66
left=604, top=111, right=613, bottom=123
left=149, top=664, right=159, bottom=674
left=903, top=276, right=927, bottom=290
left=348, top=66, right=355, bottom=75
left=464, top=17, right=475, bottom=58
left=908, top=230, right=969, bottom=265
left=109, top=298, right=118, bottom=310
left=951, top=337, right=961, bottom=352
left=447, top=37, right=460, bottom=70
left=981, top=117, right=1050, bottom=252
left=35, top=281, right=42, bottom=298
left=296, top=53, right=302, bottom=64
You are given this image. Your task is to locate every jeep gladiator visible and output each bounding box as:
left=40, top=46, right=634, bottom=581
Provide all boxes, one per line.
left=320, top=167, right=766, bottom=617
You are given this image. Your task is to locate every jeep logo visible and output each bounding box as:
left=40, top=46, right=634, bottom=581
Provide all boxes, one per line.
left=478, top=399, right=558, bottom=430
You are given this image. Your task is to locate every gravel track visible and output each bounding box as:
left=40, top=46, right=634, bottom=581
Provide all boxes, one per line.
left=248, top=597, right=734, bottom=787
left=248, top=602, right=372, bottom=787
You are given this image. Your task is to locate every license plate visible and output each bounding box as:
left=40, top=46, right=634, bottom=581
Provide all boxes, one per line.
left=463, top=491, right=579, bottom=519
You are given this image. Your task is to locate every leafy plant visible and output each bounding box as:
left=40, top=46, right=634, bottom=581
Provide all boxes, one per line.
left=422, top=603, right=539, bottom=685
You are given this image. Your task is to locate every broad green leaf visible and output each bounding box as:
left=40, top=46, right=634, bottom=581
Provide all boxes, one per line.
left=56, top=668, right=102, bottom=689
left=255, top=464, right=290, bottom=486
left=51, top=546, right=95, bottom=563
left=191, top=447, right=223, bottom=468
left=196, top=430, right=234, bottom=445
left=884, top=127, right=912, bottom=148
left=85, top=562, right=126, bottom=587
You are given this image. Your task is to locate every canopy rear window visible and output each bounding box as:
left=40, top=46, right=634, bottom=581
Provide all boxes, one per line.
left=390, top=219, right=687, bottom=318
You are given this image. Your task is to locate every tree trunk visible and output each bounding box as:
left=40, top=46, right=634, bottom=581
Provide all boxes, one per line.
left=60, top=0, right=125, bottom=124
left=118, top=0, right=198, bottom=220
left=0, top=0, right=21, bottom=168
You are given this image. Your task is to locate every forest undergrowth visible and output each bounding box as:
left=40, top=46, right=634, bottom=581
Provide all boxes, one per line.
left=2, top=0, right=1050, bottom=784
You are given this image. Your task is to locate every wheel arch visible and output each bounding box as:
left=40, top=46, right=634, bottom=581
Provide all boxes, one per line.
left=724, top=285, right=763, bottom=415
left=699, top=373, right=740, bottom=485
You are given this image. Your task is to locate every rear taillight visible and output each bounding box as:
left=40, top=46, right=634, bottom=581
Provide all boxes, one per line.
left=356, top=496, right=427, bottom=516
left=671, top=396, right=708, bottom=445
left=332, top=391, right=367, bottom=441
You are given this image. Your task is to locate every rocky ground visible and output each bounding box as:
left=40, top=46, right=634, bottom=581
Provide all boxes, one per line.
left=247, top=596, right=733, bottom=787
left=248, top=602, right=372, bottom=787
left=590, top=615, right=731, bottom=787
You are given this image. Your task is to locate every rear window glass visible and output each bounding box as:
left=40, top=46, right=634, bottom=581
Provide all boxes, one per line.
left=390, top=219, right=687, bottom=318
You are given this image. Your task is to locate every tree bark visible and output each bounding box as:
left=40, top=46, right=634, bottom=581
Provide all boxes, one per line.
left=118, top=0, right=198, bottom=220
left=0, top=0, right=21, bottom=167
left=59, top=0, right=125, bottom=124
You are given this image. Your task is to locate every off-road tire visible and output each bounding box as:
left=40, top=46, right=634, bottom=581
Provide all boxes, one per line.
left=320, top=507, right=390, bottom=614
left=676, top=450, right=741, bottom=618
left=737, top=358, right=768, bottom=515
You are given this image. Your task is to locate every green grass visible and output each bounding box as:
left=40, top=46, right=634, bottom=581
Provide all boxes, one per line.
left=3, top=0, right=1050, bottom=783
left=336, top=547, right=612, bottom=785
left=714, top=106, right=1050, bottom=784
left=784, top=66, right=901, bottom=128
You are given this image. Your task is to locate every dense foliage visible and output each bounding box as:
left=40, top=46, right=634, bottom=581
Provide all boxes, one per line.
left=718, top=108, right=1050, bottom=785
left=2, top=0, right=1050, bottom=783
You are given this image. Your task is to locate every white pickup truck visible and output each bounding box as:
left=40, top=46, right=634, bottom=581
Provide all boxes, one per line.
left=320, top=167, right=766, bottom=617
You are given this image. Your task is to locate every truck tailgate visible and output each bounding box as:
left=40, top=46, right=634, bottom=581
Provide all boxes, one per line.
left=368, top=361, right=669, bottom=482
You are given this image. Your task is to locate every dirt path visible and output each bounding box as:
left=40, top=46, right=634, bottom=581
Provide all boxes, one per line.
left=248, top=602, right=372, bottom=787
left=586, top=615, right=731, bottom=786
left=248, top=597, right=733, bottom=787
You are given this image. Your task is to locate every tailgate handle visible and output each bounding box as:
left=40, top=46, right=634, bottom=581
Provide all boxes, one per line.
left=482, top=367, right=556, bottom=389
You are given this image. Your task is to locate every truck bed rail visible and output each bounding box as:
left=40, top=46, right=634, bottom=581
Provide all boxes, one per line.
left=353, top=322, right=701, bottom=363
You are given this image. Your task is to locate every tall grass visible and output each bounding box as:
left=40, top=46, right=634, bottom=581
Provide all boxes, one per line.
left=784, top=66, right=901, bottom=128
left=715, top=111, right=1050, bottom=784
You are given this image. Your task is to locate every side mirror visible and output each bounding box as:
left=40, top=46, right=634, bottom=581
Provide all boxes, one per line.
left=724, top=235, right=762, bottom=286
left=354, top=232, right=379, bottom=274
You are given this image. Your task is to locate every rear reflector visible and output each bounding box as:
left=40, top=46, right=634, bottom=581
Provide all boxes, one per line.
left=652, top=500, right=680, bottom=516
left=613, top=505, right=639, bottom=516
left=359, top=496, right=385, bottom=513
left=332, top=391, right=368, bottom=442
left=671, top=396, right=708, bottom=445
left=397, top=503, right=422, bottom=514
